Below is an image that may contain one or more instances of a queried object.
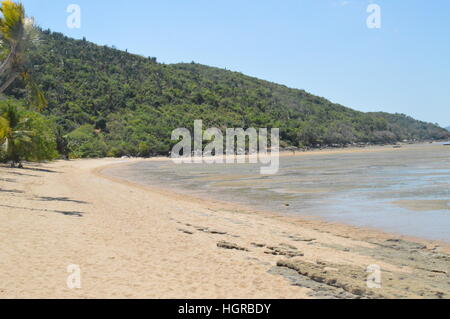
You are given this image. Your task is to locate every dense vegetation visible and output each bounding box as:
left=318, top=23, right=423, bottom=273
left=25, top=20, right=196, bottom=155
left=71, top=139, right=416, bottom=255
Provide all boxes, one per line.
left=4, top=30, right=449, bottom=158
left=0, top=99, right=58, bottom=164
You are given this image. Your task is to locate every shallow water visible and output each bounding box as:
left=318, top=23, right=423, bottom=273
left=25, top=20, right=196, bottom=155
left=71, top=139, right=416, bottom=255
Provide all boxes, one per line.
left=105, top=143, right=450, bottom=242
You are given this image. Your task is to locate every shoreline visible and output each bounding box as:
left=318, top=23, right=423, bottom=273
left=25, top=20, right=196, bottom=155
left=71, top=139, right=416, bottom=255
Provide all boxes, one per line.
left=102, top=142, right=450, bottom=246
left=121, top=141, right=445, bottom=161
left=99, top=158, right=450, bottom=249
left=1, top=155, right=449, bottom=298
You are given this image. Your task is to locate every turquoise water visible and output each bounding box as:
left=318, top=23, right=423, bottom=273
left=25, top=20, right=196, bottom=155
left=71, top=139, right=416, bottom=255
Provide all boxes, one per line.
left=105, top=143, right=450, bottom=242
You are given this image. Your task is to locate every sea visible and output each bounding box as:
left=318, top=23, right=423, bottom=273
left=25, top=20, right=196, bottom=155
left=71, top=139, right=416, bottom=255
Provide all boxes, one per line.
left=104, top=143, right=450, bottom=242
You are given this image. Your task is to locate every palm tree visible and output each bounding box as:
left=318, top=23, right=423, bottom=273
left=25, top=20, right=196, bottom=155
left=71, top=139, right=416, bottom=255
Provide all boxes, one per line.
left=0, top=101, right=34, bottom=167
left=0, top=0, right=46, bottom=110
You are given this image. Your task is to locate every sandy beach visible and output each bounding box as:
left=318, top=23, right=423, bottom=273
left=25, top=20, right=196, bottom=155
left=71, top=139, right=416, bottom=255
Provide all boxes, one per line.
left=1, top=153, right=449, bottom=299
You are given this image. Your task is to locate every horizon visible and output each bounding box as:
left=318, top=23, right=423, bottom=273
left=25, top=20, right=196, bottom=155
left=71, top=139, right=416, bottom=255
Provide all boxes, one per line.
left=20, top=0, right=450, bottom=127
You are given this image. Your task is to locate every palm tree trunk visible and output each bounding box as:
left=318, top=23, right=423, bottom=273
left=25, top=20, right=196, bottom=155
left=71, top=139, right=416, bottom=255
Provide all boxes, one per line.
left=0, top=72, right=19, bottom=94
left=0, top=42, right=18, bottom=76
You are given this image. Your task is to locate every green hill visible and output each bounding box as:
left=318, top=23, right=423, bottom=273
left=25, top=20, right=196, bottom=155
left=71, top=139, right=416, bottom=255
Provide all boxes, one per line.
left=5, top=30, right=449, bottom=157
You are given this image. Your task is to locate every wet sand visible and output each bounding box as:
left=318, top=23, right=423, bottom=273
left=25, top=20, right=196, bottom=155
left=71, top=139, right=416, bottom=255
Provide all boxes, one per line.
left=0, top=155, right=449, bottom=299
left=107, top=143, right=450, bottom=242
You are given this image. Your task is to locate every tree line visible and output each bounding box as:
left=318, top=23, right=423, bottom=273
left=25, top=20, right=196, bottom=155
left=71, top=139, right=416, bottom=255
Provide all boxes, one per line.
left=1, top=0, right=449, bottom=164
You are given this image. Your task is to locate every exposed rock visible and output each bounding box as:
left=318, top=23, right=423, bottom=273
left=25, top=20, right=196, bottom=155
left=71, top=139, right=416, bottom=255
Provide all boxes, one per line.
left=265, top=246, right=304, bottom=258
left=178, top=229, right=194, bottom=235
left=276, top=259, right=373, bottom=297
left=217, top=241, right=249, bottom=252
left=194, top=226, right=227, bottom=235
left=381, top=239, right=427, bottom=251
left=209, top=230, right=228, bottom=235
left=276, top=258, right=450, bottom=299
left=268, top=266, right=360, bottom=299
left=251, top=242, right=266, bottom=248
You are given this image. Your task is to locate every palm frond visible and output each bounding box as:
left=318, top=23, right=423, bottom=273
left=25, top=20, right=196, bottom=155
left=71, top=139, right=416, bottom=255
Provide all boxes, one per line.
left=0, top=0, right=24, bottom=41
left=0, top=0, right=25, bottom=74
left=0, top=1, right=44, bottom=110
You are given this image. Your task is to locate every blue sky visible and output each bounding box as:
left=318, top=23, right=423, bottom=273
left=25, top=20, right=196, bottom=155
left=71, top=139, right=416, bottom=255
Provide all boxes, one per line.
left=21, top=0, right=450, bottom=127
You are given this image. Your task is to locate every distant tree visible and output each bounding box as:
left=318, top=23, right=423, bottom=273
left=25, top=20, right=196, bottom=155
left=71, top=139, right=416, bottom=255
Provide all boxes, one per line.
left=66, top=124, right=108, bottom=158
left=54, top=125, right=69, bottom=159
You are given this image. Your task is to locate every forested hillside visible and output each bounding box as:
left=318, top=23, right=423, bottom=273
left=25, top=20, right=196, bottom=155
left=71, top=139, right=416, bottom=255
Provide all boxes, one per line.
left=5, top=30, right=449, bottom=158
